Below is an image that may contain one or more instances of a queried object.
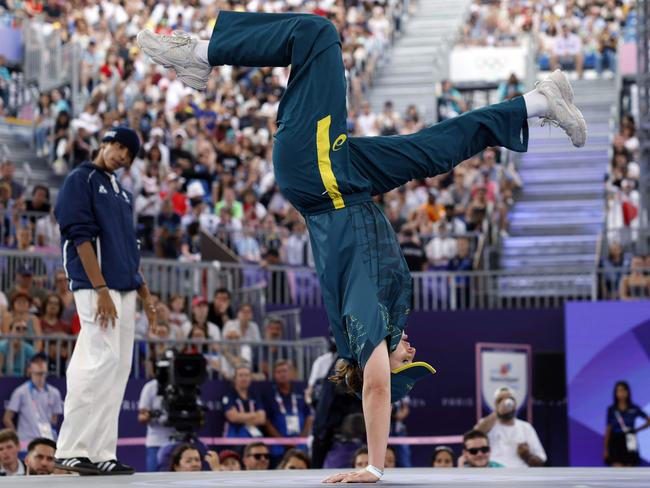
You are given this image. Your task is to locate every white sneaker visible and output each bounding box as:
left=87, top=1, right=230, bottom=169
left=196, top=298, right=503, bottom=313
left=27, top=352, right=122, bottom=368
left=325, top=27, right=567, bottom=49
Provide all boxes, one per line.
left=136, top=30, right=211, bottom=90
left=535, top=69, right=587, bottom=148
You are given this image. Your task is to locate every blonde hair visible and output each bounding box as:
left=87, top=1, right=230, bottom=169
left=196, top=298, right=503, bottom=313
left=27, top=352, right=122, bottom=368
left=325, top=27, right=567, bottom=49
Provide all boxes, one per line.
left=328, top=359, right=363, bottom=395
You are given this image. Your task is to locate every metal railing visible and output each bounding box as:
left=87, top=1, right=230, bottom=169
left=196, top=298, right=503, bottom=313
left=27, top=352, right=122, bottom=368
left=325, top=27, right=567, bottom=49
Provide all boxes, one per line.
left=0, top=335, right=329, bottom=382
left=603, top=227, right=650, bottom=256
left=0, top=210, right=51, bottom=249
left=268, top=308, right=302, bottom=341
left=24, top=19, right=79, bottom=96
left=2, top=250, right=648, bottom=314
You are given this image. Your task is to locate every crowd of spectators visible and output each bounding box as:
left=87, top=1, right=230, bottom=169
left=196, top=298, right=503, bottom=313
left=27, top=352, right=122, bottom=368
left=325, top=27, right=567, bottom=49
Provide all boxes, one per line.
left=0, top=259, right=305, bottom=380
left=600, top=111, right=650, bottom=300
left=0, top=0, right=508, bottom=274
left=459, top=0, right=636, bottom=78
left=0, top=359, right=551, bottom=475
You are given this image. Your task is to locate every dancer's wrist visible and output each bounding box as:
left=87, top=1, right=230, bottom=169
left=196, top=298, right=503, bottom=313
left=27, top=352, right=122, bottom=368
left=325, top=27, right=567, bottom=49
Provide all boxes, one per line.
left=365, top=465, right=384, bottom=479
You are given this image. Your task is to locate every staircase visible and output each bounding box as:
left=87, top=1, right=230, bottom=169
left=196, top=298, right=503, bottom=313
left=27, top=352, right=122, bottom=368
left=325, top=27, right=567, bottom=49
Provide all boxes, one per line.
left=0, top=122, right=60, bottom=197
left=497, top=77, right=615, bottom=299
left=368, top=0, right=472, bottom=120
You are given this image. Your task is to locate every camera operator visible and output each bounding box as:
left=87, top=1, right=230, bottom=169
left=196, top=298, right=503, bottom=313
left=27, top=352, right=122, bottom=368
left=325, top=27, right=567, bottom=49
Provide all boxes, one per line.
left=146, top=348, right=208, bottom=472
left=138, top=377, right=177, bottom=472
left=474, top=387, right=546, bottom=467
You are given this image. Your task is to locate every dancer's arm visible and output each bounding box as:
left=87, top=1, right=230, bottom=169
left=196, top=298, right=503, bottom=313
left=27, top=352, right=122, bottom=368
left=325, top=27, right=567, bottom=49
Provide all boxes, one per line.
left=324, top=342, right=390, bottom=483
left=363, top=341, right=391, bottom=470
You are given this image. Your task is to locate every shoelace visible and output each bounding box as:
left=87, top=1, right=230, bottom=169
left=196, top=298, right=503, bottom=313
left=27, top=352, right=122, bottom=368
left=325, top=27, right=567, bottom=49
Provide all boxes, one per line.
left=155, top=30, right=192, bottom=45
left=539, top=116, right=559, bottom=128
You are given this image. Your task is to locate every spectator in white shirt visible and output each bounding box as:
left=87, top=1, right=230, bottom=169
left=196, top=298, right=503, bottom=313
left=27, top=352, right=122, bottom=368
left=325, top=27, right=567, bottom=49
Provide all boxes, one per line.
left=223, top=304, right=261, bottom=343
left=283, top=220, right=310, bottom=266
left=474, top=387, right=547, bottom=467
left=235, top=227, right=262, bottom=263
left=137, top=378, right=177, bottom=472
left=551, top=24, right=584, bottom=79
left=220, top=328, right=253, bottom=380
left=425, top=223, right=458, bottom=267
left=0, top=428, right=25, bottom=476
left=35, top=209, right=60, bottom=249
left=356, top=101, right=379, bottom=136
left=305, top=341, right=337, bottom=407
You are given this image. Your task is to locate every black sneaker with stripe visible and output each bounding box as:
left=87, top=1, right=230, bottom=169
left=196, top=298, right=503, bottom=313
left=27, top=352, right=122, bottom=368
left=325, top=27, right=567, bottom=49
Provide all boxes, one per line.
left=55, top=457, right=101, bottom=475
left=95, top=459, right=135, bottom=475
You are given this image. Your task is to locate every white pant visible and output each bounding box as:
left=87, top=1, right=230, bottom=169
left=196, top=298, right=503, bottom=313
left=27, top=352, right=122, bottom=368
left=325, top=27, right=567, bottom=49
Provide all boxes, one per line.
left=56, top=289, right=136, bottom=462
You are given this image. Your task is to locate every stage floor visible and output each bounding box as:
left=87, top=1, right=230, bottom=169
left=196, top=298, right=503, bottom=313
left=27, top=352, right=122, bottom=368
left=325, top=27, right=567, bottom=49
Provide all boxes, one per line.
left=6, top=468, right=650, bottom=487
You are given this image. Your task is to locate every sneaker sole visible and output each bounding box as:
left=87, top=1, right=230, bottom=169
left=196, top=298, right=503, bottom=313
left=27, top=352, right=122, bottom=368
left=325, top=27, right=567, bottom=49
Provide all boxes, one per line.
left=137, top=31, right=208, bottom=91
left=97, top=469, right=136, bottom=476
left=54, top=462, right=101, bottom=476
left=550, top=70, right=587, bottom=147
left=549, top=69, right=574, bottom=103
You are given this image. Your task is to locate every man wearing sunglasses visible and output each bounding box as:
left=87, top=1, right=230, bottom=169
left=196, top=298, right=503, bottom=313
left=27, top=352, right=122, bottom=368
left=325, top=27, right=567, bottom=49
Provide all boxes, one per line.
left=242, top=441, right=270, bottom=470
left=461, top=430, right=503, bottom=468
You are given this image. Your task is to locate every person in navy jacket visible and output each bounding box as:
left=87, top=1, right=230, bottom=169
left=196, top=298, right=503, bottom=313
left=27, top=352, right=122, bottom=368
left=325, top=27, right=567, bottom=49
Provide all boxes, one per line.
left=53, top=127, right=157, bottom=475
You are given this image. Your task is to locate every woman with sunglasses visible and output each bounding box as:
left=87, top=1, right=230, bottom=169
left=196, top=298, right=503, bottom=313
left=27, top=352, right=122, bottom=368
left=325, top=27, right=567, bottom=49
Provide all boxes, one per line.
left=139, top=9, right=586, bottom=483
left=0, top=320, right=34, bottom=376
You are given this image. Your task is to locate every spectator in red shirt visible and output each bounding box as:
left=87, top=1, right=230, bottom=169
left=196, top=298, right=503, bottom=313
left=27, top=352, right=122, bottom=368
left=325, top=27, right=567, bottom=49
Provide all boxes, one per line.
left=40, top=293, right=71, bottom=335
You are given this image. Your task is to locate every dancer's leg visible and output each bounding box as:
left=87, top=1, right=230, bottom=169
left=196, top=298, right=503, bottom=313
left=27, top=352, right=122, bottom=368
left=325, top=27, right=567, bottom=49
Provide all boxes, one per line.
left=349, top=70, right=586, bottom=196
left=139, top=12, right=373, bottom=214
left=349, top=97, right=529, bottom=196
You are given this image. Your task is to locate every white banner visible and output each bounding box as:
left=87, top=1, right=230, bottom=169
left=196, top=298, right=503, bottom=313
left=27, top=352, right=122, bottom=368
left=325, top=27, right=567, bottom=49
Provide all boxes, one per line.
left=476, top=343, right=532, bottom=421
left=450, top=46, right=527, bottom=83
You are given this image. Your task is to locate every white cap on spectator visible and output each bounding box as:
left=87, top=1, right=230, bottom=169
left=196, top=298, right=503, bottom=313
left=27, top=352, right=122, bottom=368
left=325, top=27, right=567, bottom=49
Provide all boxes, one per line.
left=187, top=181, right=205, bottom=199
left=173, top=128, right=188, bottom=139
left=150, top=127, right=164, bottom=138
left=71, top=113, right=101, bottom=134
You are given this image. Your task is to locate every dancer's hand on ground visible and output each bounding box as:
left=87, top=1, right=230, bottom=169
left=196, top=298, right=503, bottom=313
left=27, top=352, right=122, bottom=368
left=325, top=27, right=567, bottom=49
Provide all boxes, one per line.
left=322, top=469, right=380, bottom=483
left=95, top=288, right=118, bottom=329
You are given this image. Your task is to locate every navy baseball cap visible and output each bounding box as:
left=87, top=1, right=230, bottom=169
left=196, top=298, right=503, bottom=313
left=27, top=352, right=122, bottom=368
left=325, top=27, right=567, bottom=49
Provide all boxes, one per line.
left=102, top=126, right=141, bottom=160
left=390, top=361, right=436, bottom=402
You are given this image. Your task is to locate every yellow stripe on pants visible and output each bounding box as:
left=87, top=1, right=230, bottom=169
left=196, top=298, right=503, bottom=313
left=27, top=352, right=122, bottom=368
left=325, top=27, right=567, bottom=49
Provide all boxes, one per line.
left=316, top=115, right=345, bottom=209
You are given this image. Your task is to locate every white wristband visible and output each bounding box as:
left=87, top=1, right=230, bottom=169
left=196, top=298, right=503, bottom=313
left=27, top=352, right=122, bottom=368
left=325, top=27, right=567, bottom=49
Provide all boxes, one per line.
left=365, top=464, right=384, bottom=479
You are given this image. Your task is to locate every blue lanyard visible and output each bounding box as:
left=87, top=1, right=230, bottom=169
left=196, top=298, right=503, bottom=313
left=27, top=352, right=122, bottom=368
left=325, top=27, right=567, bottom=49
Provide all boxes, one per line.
left=275, top=390, right=298, bottom=417
left=28, top=381, right=51, bottom=424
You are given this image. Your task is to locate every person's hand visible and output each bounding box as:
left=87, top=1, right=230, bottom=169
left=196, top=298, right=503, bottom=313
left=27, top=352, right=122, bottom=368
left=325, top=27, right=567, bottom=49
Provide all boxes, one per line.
left=457, top=454, right=466, bottom=467
left=517, top=442, right=530, bottom=459
left=205, top=450, right=220, bottom=471
left=95, top=288, right=118, bottom=329
left=143, top=296, right=157, bottom=333
left=323, top=469, right=380, bottom=484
